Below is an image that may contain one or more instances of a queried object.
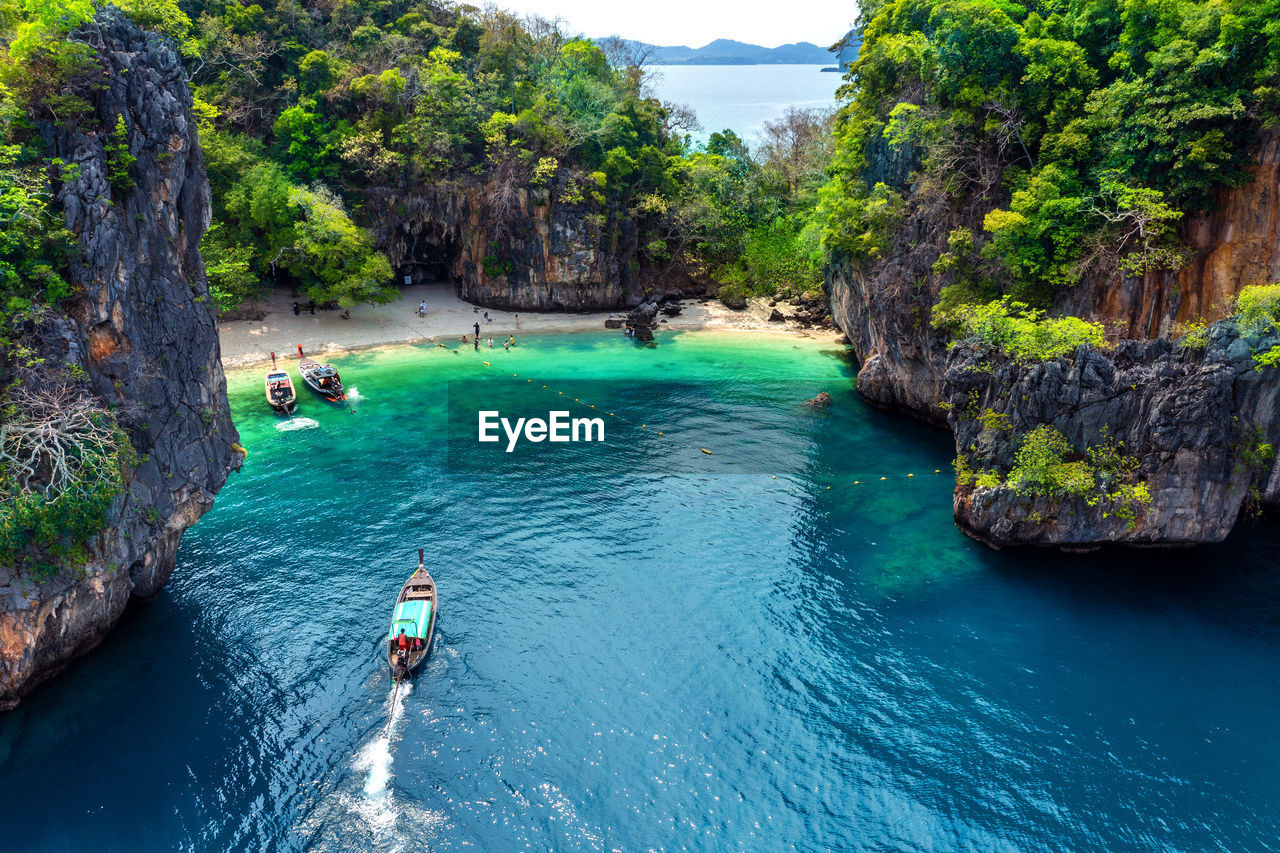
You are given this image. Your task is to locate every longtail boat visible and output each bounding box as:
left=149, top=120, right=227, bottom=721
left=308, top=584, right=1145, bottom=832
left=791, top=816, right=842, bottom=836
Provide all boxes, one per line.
left=388, top=549, right=437, bottom=683
left=264, top=353, right=297, bottom=414
left=298, top=355, right=346, bottom=402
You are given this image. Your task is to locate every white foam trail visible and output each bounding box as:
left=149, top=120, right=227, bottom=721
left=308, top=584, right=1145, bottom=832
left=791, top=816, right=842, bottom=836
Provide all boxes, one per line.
left=275, top=417, right=319, bottom=432
left=357, top=682, right=412, bottom=801
left=346, top=386, right=362, bottom=402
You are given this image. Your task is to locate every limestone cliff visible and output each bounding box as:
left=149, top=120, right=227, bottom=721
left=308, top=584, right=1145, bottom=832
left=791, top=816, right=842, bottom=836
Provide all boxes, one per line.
left=945, top=327, right=1280, bottom=548
left=0, top=10, right=239, bottom=709
left=829, top=128, right=1280, bottom=426
left=369, top=180, right=702, bottom=312
left=826, top=124, right=1280, bottom=547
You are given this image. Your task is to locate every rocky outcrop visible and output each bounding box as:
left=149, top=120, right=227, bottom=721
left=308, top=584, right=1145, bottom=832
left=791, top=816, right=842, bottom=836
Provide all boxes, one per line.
left=370, top=181, right=703, bottom=312
left=625, top=300, right=658, bottom=341
left=829, top=129, right=1280, bottom=426
left=944, top=324, right=1280, bottom=548
left=0, top=9, right=239, bottom=710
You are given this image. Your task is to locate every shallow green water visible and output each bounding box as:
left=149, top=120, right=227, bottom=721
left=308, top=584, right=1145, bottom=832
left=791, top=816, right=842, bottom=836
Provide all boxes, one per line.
left=3, top=329, right=1280, bottom=852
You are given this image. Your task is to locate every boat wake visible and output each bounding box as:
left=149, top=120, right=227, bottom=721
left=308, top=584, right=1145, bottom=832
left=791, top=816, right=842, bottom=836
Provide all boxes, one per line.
left=358, top=682, right=412, bottom=801
left=297, top=678, right=446, bottom=849
left=346, top=386, right=363, bottom=402
left=276, top=417, right=320, bottom=432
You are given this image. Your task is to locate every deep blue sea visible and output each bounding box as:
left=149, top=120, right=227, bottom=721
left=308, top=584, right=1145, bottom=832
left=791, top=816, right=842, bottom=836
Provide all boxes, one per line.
left=2, top=331, right=1280, bottom=851
left=645, top=65, right=839, bottom=145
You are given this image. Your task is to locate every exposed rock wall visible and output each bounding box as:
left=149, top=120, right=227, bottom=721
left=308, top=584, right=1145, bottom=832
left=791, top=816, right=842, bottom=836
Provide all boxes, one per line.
left=1057, top=129, right=1280, bottom=337
left=829, top=129, right=1280, bottom=424
left=0, top=9, right=239, bottom=710
left=944, top=328, right=1280, bottom=548
left=826, top=125, right=1280, bottom=547
left=369, top=181, right=702, bottom=312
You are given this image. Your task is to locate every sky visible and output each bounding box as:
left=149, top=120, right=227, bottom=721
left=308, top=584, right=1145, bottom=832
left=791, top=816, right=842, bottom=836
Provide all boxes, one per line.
left=487, top=0, right=858, bottom=49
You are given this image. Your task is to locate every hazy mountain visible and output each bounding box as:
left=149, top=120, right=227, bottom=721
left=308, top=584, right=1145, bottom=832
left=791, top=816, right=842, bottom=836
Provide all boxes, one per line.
left=604, top=37, right=834, bottom=65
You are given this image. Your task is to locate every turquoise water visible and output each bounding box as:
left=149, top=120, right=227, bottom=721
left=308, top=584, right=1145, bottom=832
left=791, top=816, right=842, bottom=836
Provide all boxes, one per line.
left=4, top=330, right=1280, bottom=851
left=646, top=65, right=838, bottom=145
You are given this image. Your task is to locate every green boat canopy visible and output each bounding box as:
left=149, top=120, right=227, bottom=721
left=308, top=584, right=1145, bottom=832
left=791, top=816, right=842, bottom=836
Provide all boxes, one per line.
left=388, top=599, right=431, bottom=640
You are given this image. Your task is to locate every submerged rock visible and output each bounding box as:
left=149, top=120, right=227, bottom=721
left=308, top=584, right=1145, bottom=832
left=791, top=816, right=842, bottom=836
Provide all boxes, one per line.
left=808, top=392, right=832, bottom=408
left=0, top=9, right=239, bottom=710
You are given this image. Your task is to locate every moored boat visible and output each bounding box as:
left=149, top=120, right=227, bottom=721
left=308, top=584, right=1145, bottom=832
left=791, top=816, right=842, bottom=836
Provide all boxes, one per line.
left=264, top=353, right=297, bottom=414
left=388, top=549, right=437, bottom=682
left=298, top=354, right=346, bottom=402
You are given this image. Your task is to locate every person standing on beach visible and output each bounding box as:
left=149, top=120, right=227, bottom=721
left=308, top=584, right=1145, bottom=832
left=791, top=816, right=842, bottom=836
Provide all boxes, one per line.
left=418, top=300, right=427, bottom=317
left=473, top=322, right=480, bottom=338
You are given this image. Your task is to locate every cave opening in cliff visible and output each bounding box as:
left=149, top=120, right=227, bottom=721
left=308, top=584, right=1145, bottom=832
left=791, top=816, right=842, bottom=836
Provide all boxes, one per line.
left=400, top=227, right=459, bottom=287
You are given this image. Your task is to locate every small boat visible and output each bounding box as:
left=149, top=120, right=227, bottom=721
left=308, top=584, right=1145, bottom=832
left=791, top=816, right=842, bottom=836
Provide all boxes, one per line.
left=264, top=353, right=297, bottom=414
left=388, top=549, right=437, bottom=682
left=298, top=355, right=346, bottom=402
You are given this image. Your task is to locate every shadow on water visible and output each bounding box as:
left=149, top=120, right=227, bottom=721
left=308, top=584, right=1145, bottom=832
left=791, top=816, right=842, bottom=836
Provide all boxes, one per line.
left=983, top=519, right=1280, bottom=641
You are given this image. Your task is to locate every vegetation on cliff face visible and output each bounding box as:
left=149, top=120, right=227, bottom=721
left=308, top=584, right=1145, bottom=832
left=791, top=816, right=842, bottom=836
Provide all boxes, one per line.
left=955, top=423, right=1152, bottom=528
left=2, top=0, right=833, bottom=322
left=0, top=377, right=135, bottom=576
left=130, top=0, right=822, bottom=310
left=820, top=0, right=1280, bottom=308
left=1233, top=283, right=1280, bottom=369
left=0, top=2, right=132, bottom=577
left=932, top=297, right=1107, bottom=362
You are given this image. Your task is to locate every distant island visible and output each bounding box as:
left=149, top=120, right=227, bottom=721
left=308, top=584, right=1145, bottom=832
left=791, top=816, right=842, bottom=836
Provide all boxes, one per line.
left=601, top=37, right=833, bottom=65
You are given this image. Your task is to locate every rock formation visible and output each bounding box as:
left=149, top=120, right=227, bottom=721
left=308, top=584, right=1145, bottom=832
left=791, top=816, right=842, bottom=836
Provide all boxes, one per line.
left=370, top=182, right=703, bottom=312
left=827, top=122, right=1280, bottom=547
left=829, top=129, right=1280, bottom=427
left=945, top=326, right=1280, bottom=547
left=0, top=9, right=240, bottom=709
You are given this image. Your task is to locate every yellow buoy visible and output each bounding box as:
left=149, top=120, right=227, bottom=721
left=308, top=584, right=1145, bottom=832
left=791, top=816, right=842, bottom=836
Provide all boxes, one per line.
left=701, top=448, right=712, bottom=455
left=880, top=476, right=887, bottom=480
left=907, top=473, right=914, bottom=478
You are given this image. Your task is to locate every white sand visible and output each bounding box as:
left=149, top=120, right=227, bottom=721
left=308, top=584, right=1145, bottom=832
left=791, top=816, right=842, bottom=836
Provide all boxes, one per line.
left=218, top=285, right=835, bottom=369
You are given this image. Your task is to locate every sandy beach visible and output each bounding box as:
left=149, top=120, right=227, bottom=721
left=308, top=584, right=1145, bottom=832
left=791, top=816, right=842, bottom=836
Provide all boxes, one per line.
left=217, top=285, right=834, bottom=368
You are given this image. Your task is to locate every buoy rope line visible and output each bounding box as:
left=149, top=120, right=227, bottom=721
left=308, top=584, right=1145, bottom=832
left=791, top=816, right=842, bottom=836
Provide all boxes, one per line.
left=407, top=328, right=950, bottom=486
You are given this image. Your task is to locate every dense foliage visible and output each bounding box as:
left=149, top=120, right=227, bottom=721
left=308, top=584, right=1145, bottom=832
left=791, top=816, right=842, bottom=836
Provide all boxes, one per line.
left=932, top=296, right=1107, bottom=362
left=176, top=0, right=833, bottom=308
left=821, top=0, right=1280, bottom=307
